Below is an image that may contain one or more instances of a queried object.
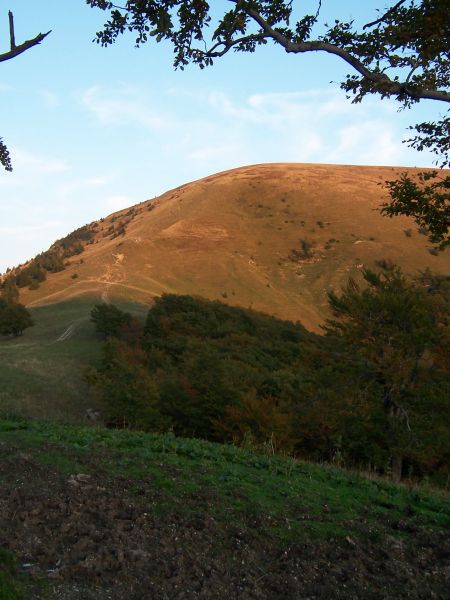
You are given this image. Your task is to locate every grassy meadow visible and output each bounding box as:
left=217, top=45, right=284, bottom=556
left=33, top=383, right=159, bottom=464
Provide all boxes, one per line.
left=0, top=298, right=149, bottom=422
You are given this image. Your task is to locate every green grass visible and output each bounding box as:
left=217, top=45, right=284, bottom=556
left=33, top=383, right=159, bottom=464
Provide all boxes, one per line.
left=1, top=418, right=449, bottom=545
left=0, top=548, right=49, bottom=600
left=0, top=549, right=25, bottom=600
left=0, top=298, right=149, bottom=422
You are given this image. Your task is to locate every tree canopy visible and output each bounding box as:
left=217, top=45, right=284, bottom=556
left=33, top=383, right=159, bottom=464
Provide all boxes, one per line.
left=87, top=1, right=449, bottom=106
left=324, top=267, right=444, bottom=480
left=87, top=0, right=450, bottom=246
left=87, top=292, right=450, bottom=482
left=0, top=298, right=34, bottom=337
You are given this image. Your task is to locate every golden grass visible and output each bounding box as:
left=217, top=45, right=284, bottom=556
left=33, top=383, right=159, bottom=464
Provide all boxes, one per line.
left=20, top=163, right=450, bottom=332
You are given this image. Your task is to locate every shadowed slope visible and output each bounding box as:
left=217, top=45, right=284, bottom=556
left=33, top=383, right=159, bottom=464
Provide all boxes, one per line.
left=19, top=163, right=450, bottom=331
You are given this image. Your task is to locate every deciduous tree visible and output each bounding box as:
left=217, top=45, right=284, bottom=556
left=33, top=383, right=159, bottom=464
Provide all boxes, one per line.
left=324, top=268, right=441, bottom=481
left=0, top=298, right=34, bottom=336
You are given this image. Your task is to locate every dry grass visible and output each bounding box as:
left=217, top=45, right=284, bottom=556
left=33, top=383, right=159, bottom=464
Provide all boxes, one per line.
left=19, top=163, right=450, bottom=332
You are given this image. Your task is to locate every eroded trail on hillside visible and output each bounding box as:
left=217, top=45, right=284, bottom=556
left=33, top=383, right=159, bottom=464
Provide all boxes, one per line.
left=56, top=324, right=75, bottom=342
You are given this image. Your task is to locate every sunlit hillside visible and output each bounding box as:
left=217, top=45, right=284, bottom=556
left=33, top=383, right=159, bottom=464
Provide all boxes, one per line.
left=15, top=163, right=450, bottom=331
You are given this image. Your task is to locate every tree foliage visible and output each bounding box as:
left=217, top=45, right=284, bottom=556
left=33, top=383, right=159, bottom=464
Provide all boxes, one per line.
left=382, top=170, right=450, bottom=248
left=3, top=223, right=97, bottom=290
left=91, top=303, right=133, bottom=338
left=324, top=268, right=443, bottom=480
left=0, top=137, right=12, bottom=172
left=87, top=292, right=450, bottom=482
left=86, top=337, right=166, bottom=430
left=0, top=298, right=34, bottom=337
left=87, top=0, right=450, bottom=246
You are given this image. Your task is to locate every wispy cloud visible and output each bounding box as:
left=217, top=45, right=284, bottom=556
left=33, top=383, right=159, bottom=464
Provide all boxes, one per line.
left=204, top=89, right=425, bottom=167
left=81, top=84, right=170, bottom=130
left=78, top=83, right=430, bottom=173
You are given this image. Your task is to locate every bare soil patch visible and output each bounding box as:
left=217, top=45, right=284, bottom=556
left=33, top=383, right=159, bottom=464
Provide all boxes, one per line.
left=1, top=440, right=449, bottom=599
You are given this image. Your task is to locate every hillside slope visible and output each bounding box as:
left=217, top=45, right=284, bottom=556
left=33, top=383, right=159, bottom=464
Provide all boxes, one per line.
left=18, top=163, right=449, bottom=331
left=1, top=418, right=449, bottom=599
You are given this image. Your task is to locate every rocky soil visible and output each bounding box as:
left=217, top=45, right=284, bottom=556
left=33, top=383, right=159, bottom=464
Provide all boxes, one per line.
left=1, top=441, right=449, bottom=599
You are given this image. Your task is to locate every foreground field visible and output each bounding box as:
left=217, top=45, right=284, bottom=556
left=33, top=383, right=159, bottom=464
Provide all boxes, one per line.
left=1, top=419, right=449, bottom=599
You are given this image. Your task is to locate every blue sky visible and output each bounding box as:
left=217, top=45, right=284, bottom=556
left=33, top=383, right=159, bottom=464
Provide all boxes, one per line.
left=0, top=1, right=446, bottom=272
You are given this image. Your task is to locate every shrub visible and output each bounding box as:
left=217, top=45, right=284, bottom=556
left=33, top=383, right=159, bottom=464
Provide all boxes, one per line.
left=375, top=258, right=396, bottom=271
left=0, top=300, right=34, bottom=337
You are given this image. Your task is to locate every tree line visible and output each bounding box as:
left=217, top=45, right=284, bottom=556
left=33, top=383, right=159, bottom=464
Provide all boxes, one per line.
left=87, top=268, right=450, bottom=484
left=1, top=224, right=96, bottom=291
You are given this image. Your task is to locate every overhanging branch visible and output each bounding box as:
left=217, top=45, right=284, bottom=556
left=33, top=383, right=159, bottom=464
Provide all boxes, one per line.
left=242, top=6, right=450, bottom=104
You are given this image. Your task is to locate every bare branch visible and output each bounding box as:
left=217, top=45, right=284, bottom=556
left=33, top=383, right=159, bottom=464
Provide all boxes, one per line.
left=315, top=0, right=323, bottom=20
left=8, top=11, right=15, bottom=49
left=0, top=11, right=51, bottom=64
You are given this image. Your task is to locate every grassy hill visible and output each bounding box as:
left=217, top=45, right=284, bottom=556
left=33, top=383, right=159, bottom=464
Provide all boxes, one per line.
left=12, top=163, right=450, bottom=332
left=1, top=418, right=449, bottom=599
left=0, top=298, right=148, bottom=422
left=1, top=164, right=449, bottom=598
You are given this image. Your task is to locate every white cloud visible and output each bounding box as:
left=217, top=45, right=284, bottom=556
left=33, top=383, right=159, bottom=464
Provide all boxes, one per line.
left=324, top=121, right=402, bottom=166
left=79, top=83, right=430, bottom=174
left=202, top=88, right=432, bottom=167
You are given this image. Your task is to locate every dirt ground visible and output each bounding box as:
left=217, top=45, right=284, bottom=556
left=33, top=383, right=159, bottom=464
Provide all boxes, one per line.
left=1, top=442, right=449, bottom=599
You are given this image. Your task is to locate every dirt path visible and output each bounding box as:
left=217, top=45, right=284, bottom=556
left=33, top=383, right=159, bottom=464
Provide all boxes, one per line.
left=27, top=280, right=159, bottom=309
left=57, top=324, right=75, bottom=342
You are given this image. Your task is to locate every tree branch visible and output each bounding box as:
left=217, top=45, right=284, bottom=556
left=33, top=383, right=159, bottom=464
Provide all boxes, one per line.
left=0, top=11, right=51, bottom=64
left=244, top=6, right=450, bottom=104
left=207, top=32, right=268, bottom=58
left=8, top=11, right=15, bottom=49
left=363, top=0, right=406, bottom=29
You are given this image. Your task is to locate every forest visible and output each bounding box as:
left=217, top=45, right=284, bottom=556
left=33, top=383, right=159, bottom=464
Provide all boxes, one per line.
left=88, top=268, right=450, bottom=485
